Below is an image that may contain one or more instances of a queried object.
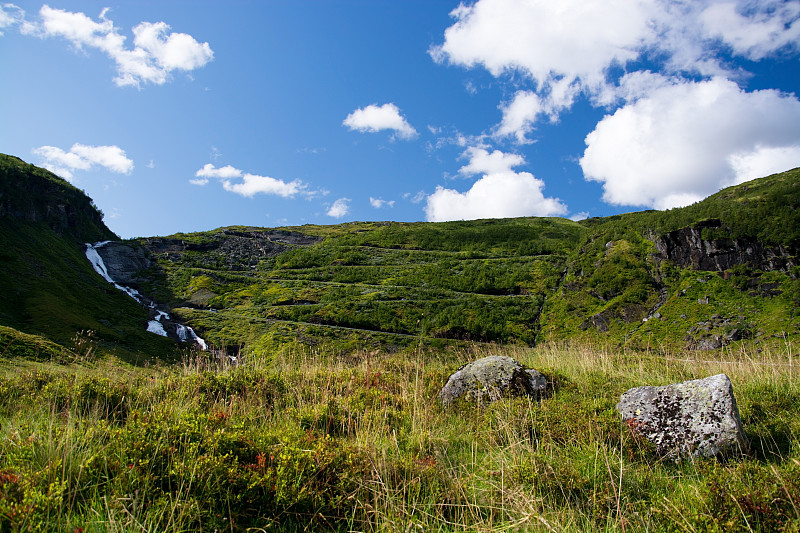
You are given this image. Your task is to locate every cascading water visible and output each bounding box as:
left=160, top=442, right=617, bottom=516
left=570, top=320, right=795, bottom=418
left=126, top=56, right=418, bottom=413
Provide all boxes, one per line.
left=85, top=242, right=207, bottom=350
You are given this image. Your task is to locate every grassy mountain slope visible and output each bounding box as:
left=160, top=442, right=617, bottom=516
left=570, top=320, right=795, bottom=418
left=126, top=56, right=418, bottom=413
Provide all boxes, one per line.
left=0, top=155, right=798, bottom=532
left=543, top=169, right=800, bottom=348
left=0, top=154, right=181, bottom=363
left=132, top=218, right=585, bottom=355
left=132, top=168, right=799, bottom=357
left=2, top=152, right=797, bottom=361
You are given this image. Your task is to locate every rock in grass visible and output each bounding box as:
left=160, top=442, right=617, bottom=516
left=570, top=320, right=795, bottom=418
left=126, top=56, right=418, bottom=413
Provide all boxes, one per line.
left=439, top=355, right=547, bottom=406
left=617, top=374, right=748, bottom=460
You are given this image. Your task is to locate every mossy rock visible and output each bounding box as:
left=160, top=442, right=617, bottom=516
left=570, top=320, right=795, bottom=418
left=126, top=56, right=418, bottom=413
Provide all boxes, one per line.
left=439, top=355, right=547, bottom=406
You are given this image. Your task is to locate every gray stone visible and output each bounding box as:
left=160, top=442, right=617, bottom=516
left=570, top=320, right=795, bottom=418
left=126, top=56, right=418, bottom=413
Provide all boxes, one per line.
left=653, top=218, right=795, bottom=272
left=439, top=355, right=547, bottom=406
left=95, top=241, right=151, bottom=284
left=617, top=374, right=748, bottom=460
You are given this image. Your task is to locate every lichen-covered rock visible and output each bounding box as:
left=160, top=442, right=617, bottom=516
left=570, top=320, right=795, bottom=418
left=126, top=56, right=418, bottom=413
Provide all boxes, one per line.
left=617, top=374, right=748, bottom=460
left=439, top=355, right=547, bottom=406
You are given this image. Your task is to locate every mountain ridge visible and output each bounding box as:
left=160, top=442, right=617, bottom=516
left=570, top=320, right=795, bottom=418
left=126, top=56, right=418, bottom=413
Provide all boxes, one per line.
left=1, top=153, right=798, bottom=361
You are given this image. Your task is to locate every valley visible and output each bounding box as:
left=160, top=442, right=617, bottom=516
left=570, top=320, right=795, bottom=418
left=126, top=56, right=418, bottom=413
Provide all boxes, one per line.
left=1, top=153, right=799, bottom=532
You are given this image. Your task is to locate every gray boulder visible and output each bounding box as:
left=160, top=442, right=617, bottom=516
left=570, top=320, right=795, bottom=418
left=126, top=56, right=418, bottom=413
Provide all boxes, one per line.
left=617, top=374, right=748, bottom=460
left=439, top=355, right=547, bottom=406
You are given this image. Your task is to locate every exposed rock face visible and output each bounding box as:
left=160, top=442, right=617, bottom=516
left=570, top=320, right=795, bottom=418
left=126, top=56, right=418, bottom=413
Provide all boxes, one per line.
left=617, top=374, right=748, bottom=460
left=0, top=154, right=115, bottom=243
left=654, top=219, right=794, bottom=272
left=142, top=229, right=322, bottom=270
left=94, top=241, right=152, bottom=284
left=684, top=315, right=754, bottom=350
left=439, top=355, right=547, bottom=406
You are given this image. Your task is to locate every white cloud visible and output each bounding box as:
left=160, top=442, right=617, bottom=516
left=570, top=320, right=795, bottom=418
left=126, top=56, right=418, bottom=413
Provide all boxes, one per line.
left=223, top=174, right=304, bottom=198
left=192, top=163, right=306, bottom=198
left=728, top=145, right=800, bottom=183
left=71, top=144, right=134, bottom=173
left=431, top=0, right=659, bottom=94
left=343, top=103, right=417, bottom=140
left=569, top=211, right=589, bottom=222
left=580, top=77, right=800, bottom=210
left=432, top=0, right=800, bottom=125
left=327, top=198, right=351, bottom=218
left=425, top=173, right=568, bottom=222
left=0, top=3, right=24, bottom=34
left=23, top=5, right=213, bottom=87
left=699, top=1, right=800, bottom=60
left=132, top=21, right=212, bottom=72
left=403, top=191, right=427, bottom=204
left=494, top=82, right=581, bottom=143
left=33, top=143, right=133, bottom=180
left=495, top=91, right=543, bottom=144
left=425, top=147, right=566, bottom=222
left=369, top=197, right=395, bottom=209
left=195, top=163, right=242, bottom=179
left=458, top=147, right=524, bottom=176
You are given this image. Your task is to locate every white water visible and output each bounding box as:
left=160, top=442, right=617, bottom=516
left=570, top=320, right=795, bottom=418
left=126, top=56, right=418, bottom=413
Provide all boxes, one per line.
left=85, top=242, right=145, bottom=303
left=85, top=242, right=207, bottom=349
left=177, top=324, right=208, bottom=350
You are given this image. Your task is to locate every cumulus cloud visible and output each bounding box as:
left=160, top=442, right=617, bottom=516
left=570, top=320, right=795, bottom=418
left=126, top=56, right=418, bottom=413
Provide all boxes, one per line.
left=494, top=91, right=544, bottom=144
left=432, top=0, right=800, bottom=121
left=193, top=163, right=307, bottom=198
left=580, top=77, right=800, bottom=210
left=569, top=211, right=590, bottom=222
left=699, top=1, right=800, bottom=60
left=327, top=198, right=351, bottom=218
left=728, top=145, right=800, bottom=183
left=458, top=147, right=524, bottom=176
left=369, top=197, right=395, bottom=209
left=425, top=147, right=567, bottom=222
left=431, top=0, right=658, bottom=94
left=343, top=103, right=417, bottom=140
left=19, top=5, right=213, bottom=87
left=33, top=143, right=133, bottom=180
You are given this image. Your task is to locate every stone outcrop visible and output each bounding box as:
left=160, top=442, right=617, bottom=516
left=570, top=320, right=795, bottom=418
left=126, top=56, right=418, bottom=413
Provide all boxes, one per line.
left=142, top=229, right=322, bottom=270
left=684, top=315, right=754, bottom=350
left=439, top=355, right=547, bottom=406
left=0, top=154, right=115, bottom=243
left=654, top=219, right=794, bottom=272
left=94, top=241, right=152, bottom=285
left=617, top=374, right=748, bottom=460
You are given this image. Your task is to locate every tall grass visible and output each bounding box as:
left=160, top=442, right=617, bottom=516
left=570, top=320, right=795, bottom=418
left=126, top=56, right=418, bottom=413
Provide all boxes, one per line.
left=1, top=341, right=798, bottom=531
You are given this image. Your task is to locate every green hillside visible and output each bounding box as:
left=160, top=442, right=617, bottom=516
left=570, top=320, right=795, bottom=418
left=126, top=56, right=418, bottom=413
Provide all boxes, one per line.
left=128, top=168, right=799, bottom=358
left=0, top=154, right=183, bottom=363
left=2, top=153, right=798, bottom=362
left=1, top=155, right=799, bottom=532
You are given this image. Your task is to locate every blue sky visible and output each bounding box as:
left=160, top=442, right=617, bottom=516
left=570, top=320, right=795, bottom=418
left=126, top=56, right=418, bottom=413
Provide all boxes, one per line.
left=1, top=1, right=799, bottom=238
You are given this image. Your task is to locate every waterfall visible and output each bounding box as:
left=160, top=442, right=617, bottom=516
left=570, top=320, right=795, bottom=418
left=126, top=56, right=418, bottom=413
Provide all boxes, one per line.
left=85, top=242, right=207, bottom=349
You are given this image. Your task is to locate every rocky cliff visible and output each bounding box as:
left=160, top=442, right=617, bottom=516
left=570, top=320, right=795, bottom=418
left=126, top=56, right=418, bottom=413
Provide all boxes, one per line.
left=0, top=154, right=116, bottom=243
left=141, top=228, right=322, bottom=270
left=654, top=219, right=796, bottom=272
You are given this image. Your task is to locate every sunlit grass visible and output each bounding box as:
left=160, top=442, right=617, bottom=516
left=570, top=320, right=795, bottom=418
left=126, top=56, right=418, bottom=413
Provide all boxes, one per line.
left=1, top=341, right=798, bottom=531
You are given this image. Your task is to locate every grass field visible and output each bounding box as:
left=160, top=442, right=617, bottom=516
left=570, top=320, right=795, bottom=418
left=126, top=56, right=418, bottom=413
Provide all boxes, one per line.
left=1, top=339, right=798, bottom=532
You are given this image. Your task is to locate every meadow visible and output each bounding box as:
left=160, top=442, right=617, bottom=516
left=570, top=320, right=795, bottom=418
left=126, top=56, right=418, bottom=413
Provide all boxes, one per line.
left=1, top=338, right=798, bottom=532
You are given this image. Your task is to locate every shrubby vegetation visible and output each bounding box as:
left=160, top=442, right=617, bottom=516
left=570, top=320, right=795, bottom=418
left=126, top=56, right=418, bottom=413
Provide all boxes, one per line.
left=131, top=169, right=799, bottom=358
left=2, top=155, right=799, bottom=530
left=1, top=342, right=798, bottom=531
